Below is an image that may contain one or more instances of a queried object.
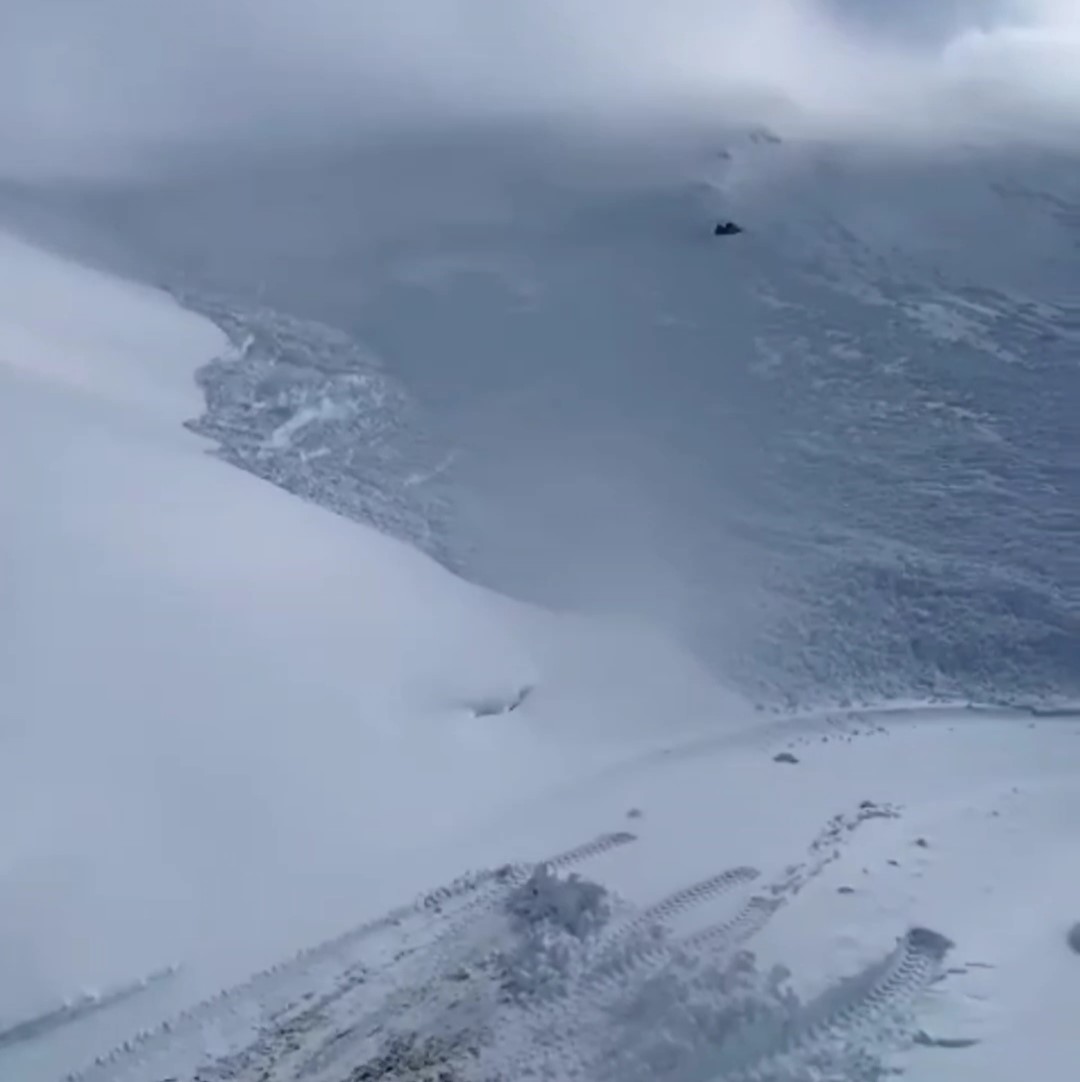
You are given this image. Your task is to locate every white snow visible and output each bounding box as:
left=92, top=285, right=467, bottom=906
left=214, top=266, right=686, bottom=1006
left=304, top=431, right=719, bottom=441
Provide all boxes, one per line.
left=0, top=228, right=735, bottom=1077
left=0, top=232, right=214, bottom=427
left=507, top=705, right=1080, bottom=1082
left=1, top=216, right=1078, bottom=1082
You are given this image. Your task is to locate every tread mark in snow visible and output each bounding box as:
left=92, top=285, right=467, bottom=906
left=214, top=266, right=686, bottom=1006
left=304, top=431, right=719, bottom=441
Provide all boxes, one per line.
left=487, top=868, right=768, bottom=1081
left=64, top=818, right=950, bottom=1082
left=677, top=895, right=784, bottom=956
left=791, top=928, right=955, bottom=1048
left=418, top=830, right=637, bottom=912
left=64, top=832, right=635, bottom=1082
left=227, top=833, right=637, bottom=1082
left=574, top=865, right=763, bottom=993
left=0, top=967, right=178, bottom=1050
left=586, top=890, right=780, bottom=1006
left=694, top=927, right=954, bottom=1081
left=618, top=866, right=761, bottom=935
left=500, top=865, right=764, bottom=1035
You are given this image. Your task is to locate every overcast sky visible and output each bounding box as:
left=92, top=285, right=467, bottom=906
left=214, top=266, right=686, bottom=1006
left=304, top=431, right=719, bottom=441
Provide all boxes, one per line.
left=1, top=1, right=1078, bottom=178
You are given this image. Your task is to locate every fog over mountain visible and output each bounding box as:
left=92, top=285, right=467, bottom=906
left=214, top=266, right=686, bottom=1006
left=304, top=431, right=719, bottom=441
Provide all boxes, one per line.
left=1, top=0, right=1078, bottom=180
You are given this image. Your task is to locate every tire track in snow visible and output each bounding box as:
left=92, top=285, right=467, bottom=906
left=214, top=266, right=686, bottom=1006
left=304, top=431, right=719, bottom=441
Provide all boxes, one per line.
left=677, top=895, right=784, bottom=956
left=66, top=803, right=937, bottom=1082
left=528, top=701, right=1055, bottom=815
left=690, top=927, right=954, bottom=1082
left=604, top=866, right=760, bottom=942
left=485, top=865, right=767, bottom=1080
left=265, top=831, right=639, bottom=1082
left=64, top=832, right=635, bottom=1082
left=0, top=967, right=178, bottom=1051
left=481, top=804, right=906, bottom=1082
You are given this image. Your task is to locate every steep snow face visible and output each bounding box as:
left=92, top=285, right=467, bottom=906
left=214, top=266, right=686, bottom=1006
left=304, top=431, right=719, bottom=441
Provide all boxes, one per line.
left=18, top=127, right=1077, bottom=705
left=0, top=227, right=739, bottom=1040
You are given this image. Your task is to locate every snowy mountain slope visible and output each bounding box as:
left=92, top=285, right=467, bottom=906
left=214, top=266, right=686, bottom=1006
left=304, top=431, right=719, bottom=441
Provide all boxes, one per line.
left=0, top=227, right=741, bottom=1080
left=1, top=115, right=1078, bottom=1082
left=13, top=126, right=1076, bottom=706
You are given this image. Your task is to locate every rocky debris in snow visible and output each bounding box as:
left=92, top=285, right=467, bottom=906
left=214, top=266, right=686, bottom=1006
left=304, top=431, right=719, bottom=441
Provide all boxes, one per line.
left=914, top=837, right=930, bottom=849
left=773, top=752, right=800, bottom=764
left=1067, top=922, right=1080, bottom=954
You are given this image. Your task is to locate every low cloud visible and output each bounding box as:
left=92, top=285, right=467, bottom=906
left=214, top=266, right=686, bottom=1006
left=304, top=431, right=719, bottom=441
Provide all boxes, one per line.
left=1, top=3, right=1077, bottom=178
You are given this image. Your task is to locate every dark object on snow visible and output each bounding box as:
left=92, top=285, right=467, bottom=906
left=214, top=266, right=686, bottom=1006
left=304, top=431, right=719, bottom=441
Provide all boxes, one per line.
left=714, top=221, right=744, bottom=236
left=913, top=1031, right=981, bottom=1049
left=470, top=685, right=533, bottom=718
left=773, top=751, right=799, bottom=764
left=1067, top=922, right=1080, bottom=954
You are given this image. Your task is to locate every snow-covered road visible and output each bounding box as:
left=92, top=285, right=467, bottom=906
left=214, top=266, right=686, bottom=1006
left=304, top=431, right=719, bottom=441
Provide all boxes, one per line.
left=20, top=703, right=1080, bottom=1082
